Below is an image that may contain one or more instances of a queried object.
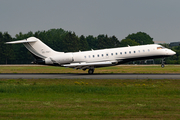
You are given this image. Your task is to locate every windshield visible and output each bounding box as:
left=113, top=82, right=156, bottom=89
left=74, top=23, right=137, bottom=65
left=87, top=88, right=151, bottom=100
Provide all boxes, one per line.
left=157, top=46, right=165, bottom=49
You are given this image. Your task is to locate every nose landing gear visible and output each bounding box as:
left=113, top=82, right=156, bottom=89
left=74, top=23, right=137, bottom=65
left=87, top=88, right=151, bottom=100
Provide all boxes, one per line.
left=161, top=58, right=165, bottom=68
left=161, top=64, right=164, bottom=68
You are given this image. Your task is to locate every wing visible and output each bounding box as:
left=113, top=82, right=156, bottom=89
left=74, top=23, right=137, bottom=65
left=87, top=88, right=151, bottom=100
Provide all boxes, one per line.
left=62, top=61, right=118, bottom=70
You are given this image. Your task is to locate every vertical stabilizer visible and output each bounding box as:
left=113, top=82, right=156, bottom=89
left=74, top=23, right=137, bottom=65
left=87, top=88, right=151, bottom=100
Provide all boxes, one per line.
left=6, top=37, right=61, bottom=59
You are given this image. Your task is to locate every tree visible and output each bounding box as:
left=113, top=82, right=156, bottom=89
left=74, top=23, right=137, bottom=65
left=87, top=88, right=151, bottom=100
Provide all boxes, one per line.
left=79, top=35, right=89, bottom=51
left=2, top=29, right=164, bottom=64
left=0, top=32, right=4, bottom=63
left=125, top=32, right=154, bottom=45
left=97, top=34, right=107, bottom=49
left=109, top=35, right=121, bottom=48
left=62, top=32, right=79, bottom=52
left=86, top=35, right=97, bottom=50
left=120, top=39, right=139, bottom=47
left=3, top=32, right=15, bottom=64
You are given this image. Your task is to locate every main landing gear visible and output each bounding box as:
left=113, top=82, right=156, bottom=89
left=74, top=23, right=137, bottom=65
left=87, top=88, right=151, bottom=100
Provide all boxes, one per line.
left=161, top=58, right=165, bottom=68
left=88, top=69, right=94, bottom=74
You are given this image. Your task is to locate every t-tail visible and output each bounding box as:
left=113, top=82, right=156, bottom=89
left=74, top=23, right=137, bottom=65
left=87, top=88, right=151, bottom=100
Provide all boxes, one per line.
left=6, top=37, right=64, bottom=64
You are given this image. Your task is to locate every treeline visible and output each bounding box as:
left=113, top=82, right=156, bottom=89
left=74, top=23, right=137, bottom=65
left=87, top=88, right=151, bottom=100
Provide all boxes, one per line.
left=0, top=28, right=179, bottom=64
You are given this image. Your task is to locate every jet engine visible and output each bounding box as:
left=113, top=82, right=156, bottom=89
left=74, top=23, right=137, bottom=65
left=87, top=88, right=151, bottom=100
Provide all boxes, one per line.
left=45, top=53, right=73, bottom=65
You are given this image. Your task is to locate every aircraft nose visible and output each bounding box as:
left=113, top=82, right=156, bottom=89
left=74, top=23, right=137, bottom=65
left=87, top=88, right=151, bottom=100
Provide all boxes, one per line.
left=169, top=50, right=176, bottom=55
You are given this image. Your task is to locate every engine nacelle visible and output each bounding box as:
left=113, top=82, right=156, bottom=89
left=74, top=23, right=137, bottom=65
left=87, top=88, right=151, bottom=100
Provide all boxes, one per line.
left=45, top=53, right=73, bottom=65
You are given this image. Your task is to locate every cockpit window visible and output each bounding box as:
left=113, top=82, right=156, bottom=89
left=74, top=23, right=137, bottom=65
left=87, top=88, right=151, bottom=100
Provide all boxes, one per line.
left=157, top=47, right=164, bottom=49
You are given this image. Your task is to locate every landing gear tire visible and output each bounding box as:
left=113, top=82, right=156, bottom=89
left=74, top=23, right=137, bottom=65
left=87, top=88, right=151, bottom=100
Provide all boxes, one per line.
left=88, top=69, right=94, bottom=74
left=161, top=64, right=164, bottom=68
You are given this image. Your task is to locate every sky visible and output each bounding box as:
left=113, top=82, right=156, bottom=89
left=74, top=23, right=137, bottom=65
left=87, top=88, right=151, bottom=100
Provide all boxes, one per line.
left=1, top=0, right=180, bottom=43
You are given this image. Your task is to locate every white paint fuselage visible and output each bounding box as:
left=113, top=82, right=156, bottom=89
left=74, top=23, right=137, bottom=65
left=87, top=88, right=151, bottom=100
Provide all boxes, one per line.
left=70, top=44, right=175, bottom=64
left=6, top=37, right=176, bottom=73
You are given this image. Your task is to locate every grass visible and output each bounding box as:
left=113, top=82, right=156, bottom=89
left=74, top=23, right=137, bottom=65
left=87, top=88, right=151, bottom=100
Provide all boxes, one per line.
left=0, top=65, right=180, bottom=73
left=0, top=65, right=180, bottom=119
left=0, top=78, right=180, bottom=119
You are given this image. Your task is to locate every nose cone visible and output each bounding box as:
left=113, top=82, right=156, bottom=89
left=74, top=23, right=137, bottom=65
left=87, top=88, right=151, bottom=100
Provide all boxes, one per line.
left=169, top=50, right=176, bottom=56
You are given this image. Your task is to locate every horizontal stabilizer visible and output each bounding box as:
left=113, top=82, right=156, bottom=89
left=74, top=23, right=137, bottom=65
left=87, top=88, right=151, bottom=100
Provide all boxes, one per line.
left=6, top=39, right=37, bottom=44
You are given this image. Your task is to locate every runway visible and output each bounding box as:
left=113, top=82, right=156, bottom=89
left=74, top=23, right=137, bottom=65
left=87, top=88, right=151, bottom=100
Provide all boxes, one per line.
left=0, top=73, right=180, bottom=79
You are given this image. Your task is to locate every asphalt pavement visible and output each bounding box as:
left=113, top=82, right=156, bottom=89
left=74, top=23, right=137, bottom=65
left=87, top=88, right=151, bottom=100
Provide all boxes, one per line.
left=0, top=73, right=179, bottom=79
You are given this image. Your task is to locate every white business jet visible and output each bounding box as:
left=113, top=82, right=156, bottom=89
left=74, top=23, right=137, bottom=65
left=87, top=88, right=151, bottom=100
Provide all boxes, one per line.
left=6, top=37, right=176, bottom=74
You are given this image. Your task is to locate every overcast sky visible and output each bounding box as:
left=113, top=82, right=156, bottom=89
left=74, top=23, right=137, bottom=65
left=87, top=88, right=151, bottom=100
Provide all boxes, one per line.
left=1, top=0, right=180, bottom=43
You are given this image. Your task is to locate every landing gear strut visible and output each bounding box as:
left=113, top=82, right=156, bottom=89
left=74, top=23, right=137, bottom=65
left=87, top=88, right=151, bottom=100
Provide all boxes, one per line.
left=161, top=58, right=165, bottom=68
left=88, top=69, right=94, bottom=74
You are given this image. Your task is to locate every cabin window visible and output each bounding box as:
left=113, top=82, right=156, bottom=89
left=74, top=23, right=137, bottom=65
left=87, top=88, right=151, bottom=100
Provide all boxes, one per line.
left=125, top=52, right=127, bottom=54
left=102, top=54, right=104, bottom=57
left=93, top=55, right=95, bottom=58
left=138, top=50, right=140, bottom=53
left=116, top=53, right=118, bottom=55
left=97, top=54, right=99, bottom=57
left=129, top=51, right=131, bottom=54
left=120, top=52, right=122, bottom=55
left=111, top=53, right=113, bottom=56
left=148, top=49, right=150, bottom=52
left=143, top=50, right=145, bottom=52
left=106, top=54, right=108, bottom=56
left=89, top=55, right=91, bottom=58
left=84, top=56, right=86, bottom=58
left=134, top=51, right=136, bottom=53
